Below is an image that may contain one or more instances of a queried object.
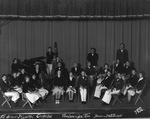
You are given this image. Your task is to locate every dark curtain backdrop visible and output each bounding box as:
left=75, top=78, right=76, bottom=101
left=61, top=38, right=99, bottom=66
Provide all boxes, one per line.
left=0, top=0, right=149, bottom=16
left=0, top=19, right=150, bottom=79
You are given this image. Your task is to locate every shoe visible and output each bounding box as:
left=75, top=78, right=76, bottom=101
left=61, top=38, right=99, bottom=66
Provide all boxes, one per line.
left=102, top=102, right=109, bottom=105
left=94, top=97, right=99, bottom=100
left=14, top=102, right=19, bottom=107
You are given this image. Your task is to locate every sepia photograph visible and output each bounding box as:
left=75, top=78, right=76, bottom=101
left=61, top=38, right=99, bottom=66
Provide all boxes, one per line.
left=0, top=0, right=150, bottom=119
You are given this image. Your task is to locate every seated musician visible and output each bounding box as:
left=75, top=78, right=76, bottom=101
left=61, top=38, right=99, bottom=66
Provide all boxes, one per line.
left=54, top=62, right=68, bottom=78
left=32, top=63, right=42, bottom=78
left=78, top=70, right=88, bottom=104
left=11, top=71, right=23, bottom=94
left=71, top=62, right=81, bottom=78
left=127, top=72, right=145, bottom=103
left=85, top=62, right=96, bottom=93
left=18, top=68, right=27, bottom=84
left=52, top=70, right=65, bottom=104
left=123, top=61, right=132, bottom=76
left=0, top=74, right=20, bottom=107
left=66, top=72, right=76, bottom=102
left=113, top=59, right=124, bottom=74
left=123, top=69, right=138, bottom=96
left=38, top=72, right=49, bottom=102
left=94, top=71, right=114, bottom=98
left=22, top=76, right=41, bottom=106
left=102, top=73, right=124, bottom=104
left=103, top=63, right=111, bottom=74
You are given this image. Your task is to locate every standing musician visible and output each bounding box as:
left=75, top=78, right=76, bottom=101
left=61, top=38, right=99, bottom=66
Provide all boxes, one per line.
left=0, top=74, right=20, bottom=107
left=78, top=70, right=88, bottom=104
left=66, top=72, right=76, bottom=102
left=87, top=48, right=99, bottom=68
left=46, top=47, right=55, bottom=75
left=11, top=58, right=21, bottom=73
left=116, top=43, right=128, bottom=65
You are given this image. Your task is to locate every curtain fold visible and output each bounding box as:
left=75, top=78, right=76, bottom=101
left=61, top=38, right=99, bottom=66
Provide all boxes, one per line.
left=0, top=19, right=150, bottom=79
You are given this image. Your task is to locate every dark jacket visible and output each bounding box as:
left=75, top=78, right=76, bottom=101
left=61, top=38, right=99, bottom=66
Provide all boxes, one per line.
left=102, top=75, right=114, bottom=88
left=127, top=74, right=138, bottom=87
left=46, top=52, right=55, bottom=64
left=67, top=77, right=76, bottom=87
left=135, top=78, right=145, bottom=91
left=0, top=80, right=11, bottom=92
left=87, top=53, right=98, bottom=66
left=113, top=78, right=124, bottom=90
left=116, top=49, right=128, bottom=64
left=23, top=81, right=35, bottom=93
left=71, top=67, right=81, bottom=76
left=123, top=66, right=132, bottom=75
left=78, top=76, right=88, bottom=88
left=85, top=66, right=95, bottom=75
left=53, top=75, right=65, bottom=87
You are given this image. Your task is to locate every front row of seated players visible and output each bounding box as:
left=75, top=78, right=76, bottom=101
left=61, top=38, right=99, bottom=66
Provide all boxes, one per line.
left=52, top=70, right=88, bottom=104
left=0, top=71, right=49, bottom=107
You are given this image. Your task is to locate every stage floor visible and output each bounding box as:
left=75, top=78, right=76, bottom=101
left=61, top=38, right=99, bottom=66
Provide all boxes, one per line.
left=0, top=89, right=150, bottom=119
left=1, top=81, right=150, bottom=119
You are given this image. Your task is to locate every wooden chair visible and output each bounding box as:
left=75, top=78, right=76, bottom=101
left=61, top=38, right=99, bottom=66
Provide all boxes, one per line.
left=134, top=83, right=146, bottom=105
left=0, top=88, right=11, bottom=108
left=112, top=90, right=122, bottom=105
left=22, top=93, right=33, bottom=108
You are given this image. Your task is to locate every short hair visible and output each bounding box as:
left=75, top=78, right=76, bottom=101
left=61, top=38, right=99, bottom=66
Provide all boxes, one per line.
left=1, top=74, right=6, bottom=78
left=90, top=48, right=96, bottom=52
left=48, top=47, right=52, bottom=49
left=120, top=43, right=125, bottom=47
left=13, top=58, right=18, bottom=63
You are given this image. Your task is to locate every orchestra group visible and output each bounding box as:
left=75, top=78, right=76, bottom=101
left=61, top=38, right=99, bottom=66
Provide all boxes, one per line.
left=0, top=43, right=145, bottom=107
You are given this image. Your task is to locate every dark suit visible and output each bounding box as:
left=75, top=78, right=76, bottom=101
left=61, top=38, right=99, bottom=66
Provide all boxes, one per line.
left=53, top=76, right=65, bottom=87
left=87, top=53, right=98, bottom=66
left=46, top=52, right=55, bottom=64
left=67, top=77, right=76, bottom=87
left=116, top=49, right=128, bottom=64
left=0, top=80, right=11, bottom=92
left=127, top=74, right=138, bottom=87
left=78, top=76, right=88, bottom=88
left=114, top=78, right=124, bottom=90
left=136, top=78, right=145, bottom=91
left=114, top=63, right=124, bottom=73
left=22, top=82, right=34, bottom=93
left=102, top=75, right=114, bottom=88
left=71, top=67, right=81, bottom=76
left=11, top=63, right=21, bottom=73
left=11, top=77, right=21, bottom=87
left=123, top=66, right=132, bottom=75
left=85, top=66, right=95, bottom=76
